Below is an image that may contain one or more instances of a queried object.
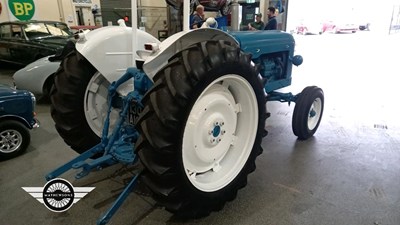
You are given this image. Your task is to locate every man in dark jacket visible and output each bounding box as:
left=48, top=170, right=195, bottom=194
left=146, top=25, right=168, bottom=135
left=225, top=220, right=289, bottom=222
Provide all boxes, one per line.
left=264, top=7, right=277, bottom=30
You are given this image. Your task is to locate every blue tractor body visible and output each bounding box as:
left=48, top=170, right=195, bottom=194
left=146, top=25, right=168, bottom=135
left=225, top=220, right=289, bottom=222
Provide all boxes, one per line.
left=229, top=30, right=296, bottom=93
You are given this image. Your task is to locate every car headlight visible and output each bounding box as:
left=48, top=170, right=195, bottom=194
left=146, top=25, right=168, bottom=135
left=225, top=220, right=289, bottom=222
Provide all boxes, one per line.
left=30, top=92, right=36, bottom=116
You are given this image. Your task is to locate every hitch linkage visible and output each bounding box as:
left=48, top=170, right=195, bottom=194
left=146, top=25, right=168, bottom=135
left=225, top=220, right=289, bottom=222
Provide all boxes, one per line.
left=46, top=68, right=153, bottom=225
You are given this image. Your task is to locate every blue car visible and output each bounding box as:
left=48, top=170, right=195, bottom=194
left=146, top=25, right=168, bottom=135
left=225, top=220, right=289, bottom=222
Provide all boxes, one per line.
left=0, top=84, right=38, bottom=159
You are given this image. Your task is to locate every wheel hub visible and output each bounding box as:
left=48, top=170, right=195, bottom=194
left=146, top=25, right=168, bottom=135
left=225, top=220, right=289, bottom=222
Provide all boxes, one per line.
left=308, top=98, right=322, bottom=130
left=0, top=130, right=22, bottom=153
left=208, top=121, right=226, bottom=144
left=84, top=72, right=119, bottom=138
left=182, top=75, right=259, bottom=192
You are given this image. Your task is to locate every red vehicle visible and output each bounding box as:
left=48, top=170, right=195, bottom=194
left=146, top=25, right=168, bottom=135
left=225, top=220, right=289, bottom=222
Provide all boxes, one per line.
left=321, top=20, right=358, bottom=33
left=295, top=19, right=323, bottom=35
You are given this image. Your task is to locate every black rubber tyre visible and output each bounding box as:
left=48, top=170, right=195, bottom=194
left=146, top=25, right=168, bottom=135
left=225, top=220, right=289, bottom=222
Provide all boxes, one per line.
left=0, top=120, right=30, bottom=159
left=43, top=74, right=54, bottom=98
left=135, top=40, right=267, bottom=218
left=292, top=86, right=324, bottom=140
left=50, top=50, right=100, bottom=153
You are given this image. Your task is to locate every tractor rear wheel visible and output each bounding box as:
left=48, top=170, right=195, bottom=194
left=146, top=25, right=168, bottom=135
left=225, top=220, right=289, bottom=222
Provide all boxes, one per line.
left=136, top=40, right=267, bottom=218
left=292, top=86, right=324, bottom=140
left=50, top=50, right=115, bottom=153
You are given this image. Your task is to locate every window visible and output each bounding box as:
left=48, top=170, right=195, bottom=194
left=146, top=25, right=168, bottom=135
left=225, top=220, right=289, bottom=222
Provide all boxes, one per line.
left=0, top=25, right=12, bottom=38
left=23, top=23, right=72, bottom=39
left=73, top=0, right=92, bottom=3
left=11, top=25, right=22, bottom=39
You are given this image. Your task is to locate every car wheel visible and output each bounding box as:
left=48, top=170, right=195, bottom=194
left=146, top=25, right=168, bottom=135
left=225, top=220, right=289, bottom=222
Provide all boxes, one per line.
left=0, top=120, right=30, bottom=159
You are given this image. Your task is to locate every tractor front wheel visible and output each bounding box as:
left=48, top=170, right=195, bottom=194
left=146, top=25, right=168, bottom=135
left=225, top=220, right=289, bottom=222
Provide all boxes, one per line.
left=136, top=40, right=267, bottom=218
left=292, top=86, right=324, bottom=140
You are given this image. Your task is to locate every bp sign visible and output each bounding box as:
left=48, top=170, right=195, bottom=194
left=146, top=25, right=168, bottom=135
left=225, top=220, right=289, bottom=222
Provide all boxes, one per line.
left=8, top=0, right=35, bottom=21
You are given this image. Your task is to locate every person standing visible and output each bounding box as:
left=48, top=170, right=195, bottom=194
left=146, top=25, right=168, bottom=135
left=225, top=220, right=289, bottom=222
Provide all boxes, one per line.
left=248, top=13, right=265, bottom=30
left=191, top=5, right=205, bottom=29
left=264, top=7, right=278, bottom=30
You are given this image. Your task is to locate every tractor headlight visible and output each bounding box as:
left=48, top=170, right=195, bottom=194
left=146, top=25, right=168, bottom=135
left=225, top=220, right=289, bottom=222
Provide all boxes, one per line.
left=291, top=55, right=303, bottom=66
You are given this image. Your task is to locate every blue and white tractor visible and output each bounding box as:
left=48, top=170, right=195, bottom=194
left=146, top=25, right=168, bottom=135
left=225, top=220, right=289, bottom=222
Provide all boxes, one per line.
left=47, top=1, right=324, bottom=224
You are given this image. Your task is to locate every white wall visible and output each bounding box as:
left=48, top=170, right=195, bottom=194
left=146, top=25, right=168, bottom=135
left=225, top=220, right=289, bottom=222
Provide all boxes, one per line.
left=139, top=0, right=166, bottom=7
left=0, top=0, right=101, bottom=26
left=0, top=0, right=10, bottom=22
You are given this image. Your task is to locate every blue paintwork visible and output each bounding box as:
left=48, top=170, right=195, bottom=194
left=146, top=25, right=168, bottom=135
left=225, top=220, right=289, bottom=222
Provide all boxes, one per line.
left=229, top=31, right=295, bottom=58
left=0, top=84, right=36, bottom=129
left=45, top=67, right=153, bottom=225
left=97, top=170, right=142, bottom=225
left=228, top=30, right=302, bottom=100
left=47, top=30, right=307, bottom=225
left=46, top=67, right=151, bottom=181
left=213, top=125, right=221, bottom=137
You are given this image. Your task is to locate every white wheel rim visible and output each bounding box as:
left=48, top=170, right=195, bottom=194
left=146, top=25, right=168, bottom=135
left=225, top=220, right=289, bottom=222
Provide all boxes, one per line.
left=0, top=129, right=23, bottom=153
left=84, top=72, right=119, bottom=137
left=182, top=74, right=259, bottom=192
left=307, top=97, right=322, bottom=130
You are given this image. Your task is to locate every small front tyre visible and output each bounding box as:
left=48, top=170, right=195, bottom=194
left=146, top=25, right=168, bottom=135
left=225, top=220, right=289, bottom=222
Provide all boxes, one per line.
left=292, top=86, right=324, bottom=140
left=0, top=121, right=30, bottom=159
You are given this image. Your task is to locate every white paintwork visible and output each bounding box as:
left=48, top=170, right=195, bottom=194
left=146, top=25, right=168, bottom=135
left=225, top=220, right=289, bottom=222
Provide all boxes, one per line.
left=143, top=28, right=238, bottom=80
left=201, top=18, right=218, bottom=28
left=308, top=97, right=323, bottom=130
left=84, top=72, right=119, bottom=137
left=13, top=56, right=59, bottom=95
left=182, top=74, right=259, bottom=192
left=183, top=0, right=190, bottom=31
left=75, top=25, right=160, bottom=90
left=131, top=0, right=138, bottom=66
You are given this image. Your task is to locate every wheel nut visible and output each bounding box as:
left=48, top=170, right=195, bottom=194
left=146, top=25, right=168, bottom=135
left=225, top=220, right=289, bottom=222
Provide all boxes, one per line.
left=221, top=122, right=224, bottom=126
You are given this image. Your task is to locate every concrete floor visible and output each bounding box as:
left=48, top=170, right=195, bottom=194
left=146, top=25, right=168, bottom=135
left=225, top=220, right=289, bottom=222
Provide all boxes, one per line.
left=1, top=31, right=400, bottom=225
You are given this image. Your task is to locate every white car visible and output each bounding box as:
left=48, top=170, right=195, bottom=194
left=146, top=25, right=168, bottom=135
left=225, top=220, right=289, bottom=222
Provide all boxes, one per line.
left=13, top=55, right=60, bottom=98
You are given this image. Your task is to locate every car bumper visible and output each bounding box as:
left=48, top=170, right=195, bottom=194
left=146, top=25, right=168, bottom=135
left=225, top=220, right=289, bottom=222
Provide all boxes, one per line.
left=32, top=118, right=40, bottom=129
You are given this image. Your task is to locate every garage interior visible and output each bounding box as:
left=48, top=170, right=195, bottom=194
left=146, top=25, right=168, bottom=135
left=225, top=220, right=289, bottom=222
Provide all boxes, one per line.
left=1, top=0, right=400, bottom=225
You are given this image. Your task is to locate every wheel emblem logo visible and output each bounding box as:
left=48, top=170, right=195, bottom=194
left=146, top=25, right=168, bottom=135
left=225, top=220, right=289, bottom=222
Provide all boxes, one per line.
left=42, top=178, right=75, bottom=212
left=22, top=178, right=95, bottom=212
